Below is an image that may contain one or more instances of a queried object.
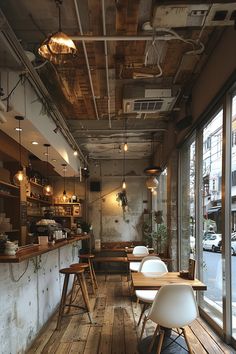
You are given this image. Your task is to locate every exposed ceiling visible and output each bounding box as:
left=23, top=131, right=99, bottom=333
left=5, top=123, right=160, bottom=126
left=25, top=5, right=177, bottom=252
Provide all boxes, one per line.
left=0, top=0, right=235, bottom=164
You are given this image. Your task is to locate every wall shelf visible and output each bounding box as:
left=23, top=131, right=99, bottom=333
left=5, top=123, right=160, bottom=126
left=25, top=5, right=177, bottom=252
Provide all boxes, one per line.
left=0, top=180, right=19, bottom=189
left=27, top=196, right=51, bottom=205
left=29, top=180, right=44, bottom=189
left=0, top=192, right=19, bottom=199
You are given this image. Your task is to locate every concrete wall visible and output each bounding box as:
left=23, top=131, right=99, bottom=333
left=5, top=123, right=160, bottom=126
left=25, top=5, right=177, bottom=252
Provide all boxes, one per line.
left=0, top=241, right=81, bottom=354
left=88, top=159, right=150, bottom=243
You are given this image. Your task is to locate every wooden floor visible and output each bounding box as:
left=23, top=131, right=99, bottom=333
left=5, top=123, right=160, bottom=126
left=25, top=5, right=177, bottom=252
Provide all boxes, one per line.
left=27, top=274, right=236, bottom=354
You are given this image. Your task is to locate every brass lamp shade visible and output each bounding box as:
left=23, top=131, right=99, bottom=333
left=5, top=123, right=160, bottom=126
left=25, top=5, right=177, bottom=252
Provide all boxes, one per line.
left=146, top=176, right=159, bottom=189
left=144, top=165, right=162, bottom=176
left=38, top=32, right=77, bottom=64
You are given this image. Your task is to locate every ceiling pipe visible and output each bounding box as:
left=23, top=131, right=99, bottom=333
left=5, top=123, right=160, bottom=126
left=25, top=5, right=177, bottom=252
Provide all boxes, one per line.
left=73, top=128, right=167, bottom=133
left=70, top=35, right=176, bottom=41
left=74, top=0, right=100, bottom=121
left=0, top=10, right=87, bottom=167
left=102, top=0, right=111, bottom=129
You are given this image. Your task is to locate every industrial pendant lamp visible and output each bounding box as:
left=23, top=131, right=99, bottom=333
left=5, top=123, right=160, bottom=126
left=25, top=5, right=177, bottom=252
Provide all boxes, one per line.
left=61, top=164, right=68, bottom=203
left=38, top=0, right=77, bottom=65
left=43, top=144, right=53, bottom=196
left=13, top=116, right=26, bottom=186
left=144, top=134, right=162, bottom=178
left=123, top=118, right=128, bottom=152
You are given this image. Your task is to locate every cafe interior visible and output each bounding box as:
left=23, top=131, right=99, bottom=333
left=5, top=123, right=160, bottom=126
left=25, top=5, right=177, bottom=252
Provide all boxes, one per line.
left=0, top=0, right=236, bottom=353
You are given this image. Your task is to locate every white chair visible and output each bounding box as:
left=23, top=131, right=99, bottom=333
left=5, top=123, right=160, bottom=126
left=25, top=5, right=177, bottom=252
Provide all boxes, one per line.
left=140, top=284, right=199, bottom=354
left=129, top=246, right=149, bottom=272
left=135, top=258, right=168, bottom=325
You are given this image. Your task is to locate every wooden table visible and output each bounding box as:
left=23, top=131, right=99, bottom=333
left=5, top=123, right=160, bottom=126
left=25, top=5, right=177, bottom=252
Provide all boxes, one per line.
left=127, top=253, right=158, bottom=262
left=132, top=272, right=207, bottom=290
left=126, top=253, right=172, bottom=267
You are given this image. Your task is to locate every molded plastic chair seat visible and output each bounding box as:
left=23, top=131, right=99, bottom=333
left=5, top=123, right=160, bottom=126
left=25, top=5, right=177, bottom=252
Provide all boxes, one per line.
left=129, top=246, right=149, bottom=273
left=140, top=284, right=199, bottom=354
left=129, top=262, right=140, bottom=272
left=135, top=258, right=168, bottom=326
left=135, top=290, right=158, bottom=303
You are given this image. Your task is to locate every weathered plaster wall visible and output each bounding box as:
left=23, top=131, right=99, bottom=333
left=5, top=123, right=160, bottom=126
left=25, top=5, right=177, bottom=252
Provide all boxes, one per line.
left=88, top=159, right=150, bottom=243
left=0, top=241, right=81, bottom=354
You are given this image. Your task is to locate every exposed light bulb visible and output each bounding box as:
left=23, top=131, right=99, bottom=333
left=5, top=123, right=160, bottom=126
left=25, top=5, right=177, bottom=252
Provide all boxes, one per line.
left=73, top=150, right=78, bottom=156
left=62, top=191, right=67, bottom=202
left=16, top=170, right=24, bottom=181
left=124, top=142, right=128, bottom=152
left=152, top=189, right=157, bottom=195
left=43, top=184, right=53, bottom=196
left=122, top=180, right=126, bottom=189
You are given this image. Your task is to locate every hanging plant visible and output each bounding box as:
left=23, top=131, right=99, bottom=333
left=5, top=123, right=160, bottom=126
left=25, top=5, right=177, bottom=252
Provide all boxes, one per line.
left=116, top=190, right=128, bottom=212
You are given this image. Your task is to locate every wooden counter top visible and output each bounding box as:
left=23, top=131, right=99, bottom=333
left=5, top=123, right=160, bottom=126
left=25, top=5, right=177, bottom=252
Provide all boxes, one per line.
left=0, top=235, right=89, bottom=263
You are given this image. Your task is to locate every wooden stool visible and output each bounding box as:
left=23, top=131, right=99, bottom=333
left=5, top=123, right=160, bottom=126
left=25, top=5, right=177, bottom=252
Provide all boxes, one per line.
left=79, top=254, right=98, bottom=293
left=56, top=267, right=92, bottom=330
left=70, top=263, right=93, bottom=296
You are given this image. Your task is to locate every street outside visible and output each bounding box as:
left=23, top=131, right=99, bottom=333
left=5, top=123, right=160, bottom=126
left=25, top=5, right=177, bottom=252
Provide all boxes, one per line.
left=202, top=250, right=236, bottom=313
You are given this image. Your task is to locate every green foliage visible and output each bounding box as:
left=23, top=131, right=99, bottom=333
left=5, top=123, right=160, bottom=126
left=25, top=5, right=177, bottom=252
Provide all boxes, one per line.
left=80, top=221, right=91, bottom=233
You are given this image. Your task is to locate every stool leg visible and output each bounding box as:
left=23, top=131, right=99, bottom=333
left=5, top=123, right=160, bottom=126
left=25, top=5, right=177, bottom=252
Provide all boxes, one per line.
left=87, top=259, right=96, bottom=293
left=90, top=259, right=98, bottom=288
left=67, top=274, right=80, bottom=312
left=77, top=273, right=93, bottom=323
left=56, top=273, right=69, bottom=330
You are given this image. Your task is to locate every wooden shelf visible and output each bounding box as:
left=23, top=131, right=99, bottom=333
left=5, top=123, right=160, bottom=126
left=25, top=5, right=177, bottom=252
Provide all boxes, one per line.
left=0, top=192, right=19, bottom=199
left=54, top=215, right=73, bottom=218
left=5, top=229, right=19, bottom=233
left=27, top=196, right=51, bottom=205
left=53, top=203, right=82, bottom=205
left=0, top=180, right=19, bottom=189
left=29, top=180, right=44, bottom=188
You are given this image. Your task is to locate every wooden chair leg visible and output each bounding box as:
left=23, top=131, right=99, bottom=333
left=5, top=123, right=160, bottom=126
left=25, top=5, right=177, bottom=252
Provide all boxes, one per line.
left=183, top=327, right=193, bottom=354
left=140, top=315, right=148, bottom=340
left=56, top=273, right=69, bottom=330
left=148, top=324, right=159, bottom=353
left=156, top=329, right=165, bottom=354
left=137, top=303, right=148, bottom=326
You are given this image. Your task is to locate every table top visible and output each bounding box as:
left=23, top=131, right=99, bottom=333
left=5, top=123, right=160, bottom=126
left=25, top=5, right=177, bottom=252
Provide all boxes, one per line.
left=126, top=253, right=172, bottom=263
left=125, top=247, right=154, bottom=253
left=131, top=272, right=207, bottom=291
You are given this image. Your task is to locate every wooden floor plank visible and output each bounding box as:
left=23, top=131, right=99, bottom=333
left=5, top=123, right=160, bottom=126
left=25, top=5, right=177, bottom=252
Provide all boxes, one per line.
left=98, top=306, right=114, bottom=354
left=27, top=273, right=236, bottom=354
left=112, top=307, right=125, bottom=354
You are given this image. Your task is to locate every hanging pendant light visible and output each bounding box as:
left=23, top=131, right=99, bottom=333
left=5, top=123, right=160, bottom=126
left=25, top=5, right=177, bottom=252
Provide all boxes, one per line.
left=123, top=118, right=128, bottom=151
left=146, top=176, right=159, bottom=190
left=144, top=133, right=162, bottom=176
left=38, top=0, right=77, bottom=65
left=71, top=174, right=78, bottom=202
left=122, top=144, right=127, bottom=189
left=43, top=144, right=53, bottom=196
left=13, top=116, right=26, bottom=186
left=61, top=164, right=68, bottom=203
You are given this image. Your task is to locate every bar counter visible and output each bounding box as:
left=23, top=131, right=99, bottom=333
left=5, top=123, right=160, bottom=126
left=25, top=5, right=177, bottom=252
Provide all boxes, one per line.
left=0, top=234, right=89, bottom=263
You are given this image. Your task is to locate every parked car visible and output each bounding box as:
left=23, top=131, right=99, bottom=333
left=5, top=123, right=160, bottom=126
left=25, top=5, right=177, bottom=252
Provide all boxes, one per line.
left=218, top=232, right=236, bottom=255
left=231, top=233, right=236, bottom=255
left=202, top=233, right=222, bottom=252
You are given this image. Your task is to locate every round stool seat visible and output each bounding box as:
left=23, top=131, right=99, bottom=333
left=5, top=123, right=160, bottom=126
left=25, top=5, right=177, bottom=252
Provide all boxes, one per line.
left=79, top=254, right=95, bottom=259
left=70, top=263, right=89, bottom=269
left=59, top=267, right=84, bottom=275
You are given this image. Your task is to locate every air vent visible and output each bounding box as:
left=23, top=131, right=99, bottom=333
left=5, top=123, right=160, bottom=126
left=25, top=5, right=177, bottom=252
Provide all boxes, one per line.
left=123, top=86, right=176, bottom=114
left=152, top=3, right=236, bottom=28
left=133, top=99, right=163, bottom=112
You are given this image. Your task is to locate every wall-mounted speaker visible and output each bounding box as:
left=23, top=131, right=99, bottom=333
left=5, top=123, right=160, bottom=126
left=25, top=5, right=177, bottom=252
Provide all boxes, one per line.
left=90, top=181, right=101, bottom=192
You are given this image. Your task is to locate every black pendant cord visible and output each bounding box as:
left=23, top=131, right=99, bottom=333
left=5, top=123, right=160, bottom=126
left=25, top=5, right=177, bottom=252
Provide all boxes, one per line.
left=123, top=149, right=125, bottom=183
left=18, top=120, right=22, bottom=170
left=74, top=174, right=76, bottom=195
left=46, top=146, right=49, bottom=182
left=56, top=0, right=62, bottom=32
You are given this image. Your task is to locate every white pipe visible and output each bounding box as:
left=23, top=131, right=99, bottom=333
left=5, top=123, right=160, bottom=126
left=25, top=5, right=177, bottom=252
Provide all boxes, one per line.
left=70, top=35, right=175, bottom=41
left=73, top=0, right=100, bottom=121
left=102, top=0, right=111, bottom=129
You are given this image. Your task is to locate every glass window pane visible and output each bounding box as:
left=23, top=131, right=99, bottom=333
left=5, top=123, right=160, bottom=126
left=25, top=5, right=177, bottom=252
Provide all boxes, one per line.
left=201, top=109, right=223, bottom=327
left=231, top=93, right=236, bottom=339
left=180, top=139, right=196, bottom=270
